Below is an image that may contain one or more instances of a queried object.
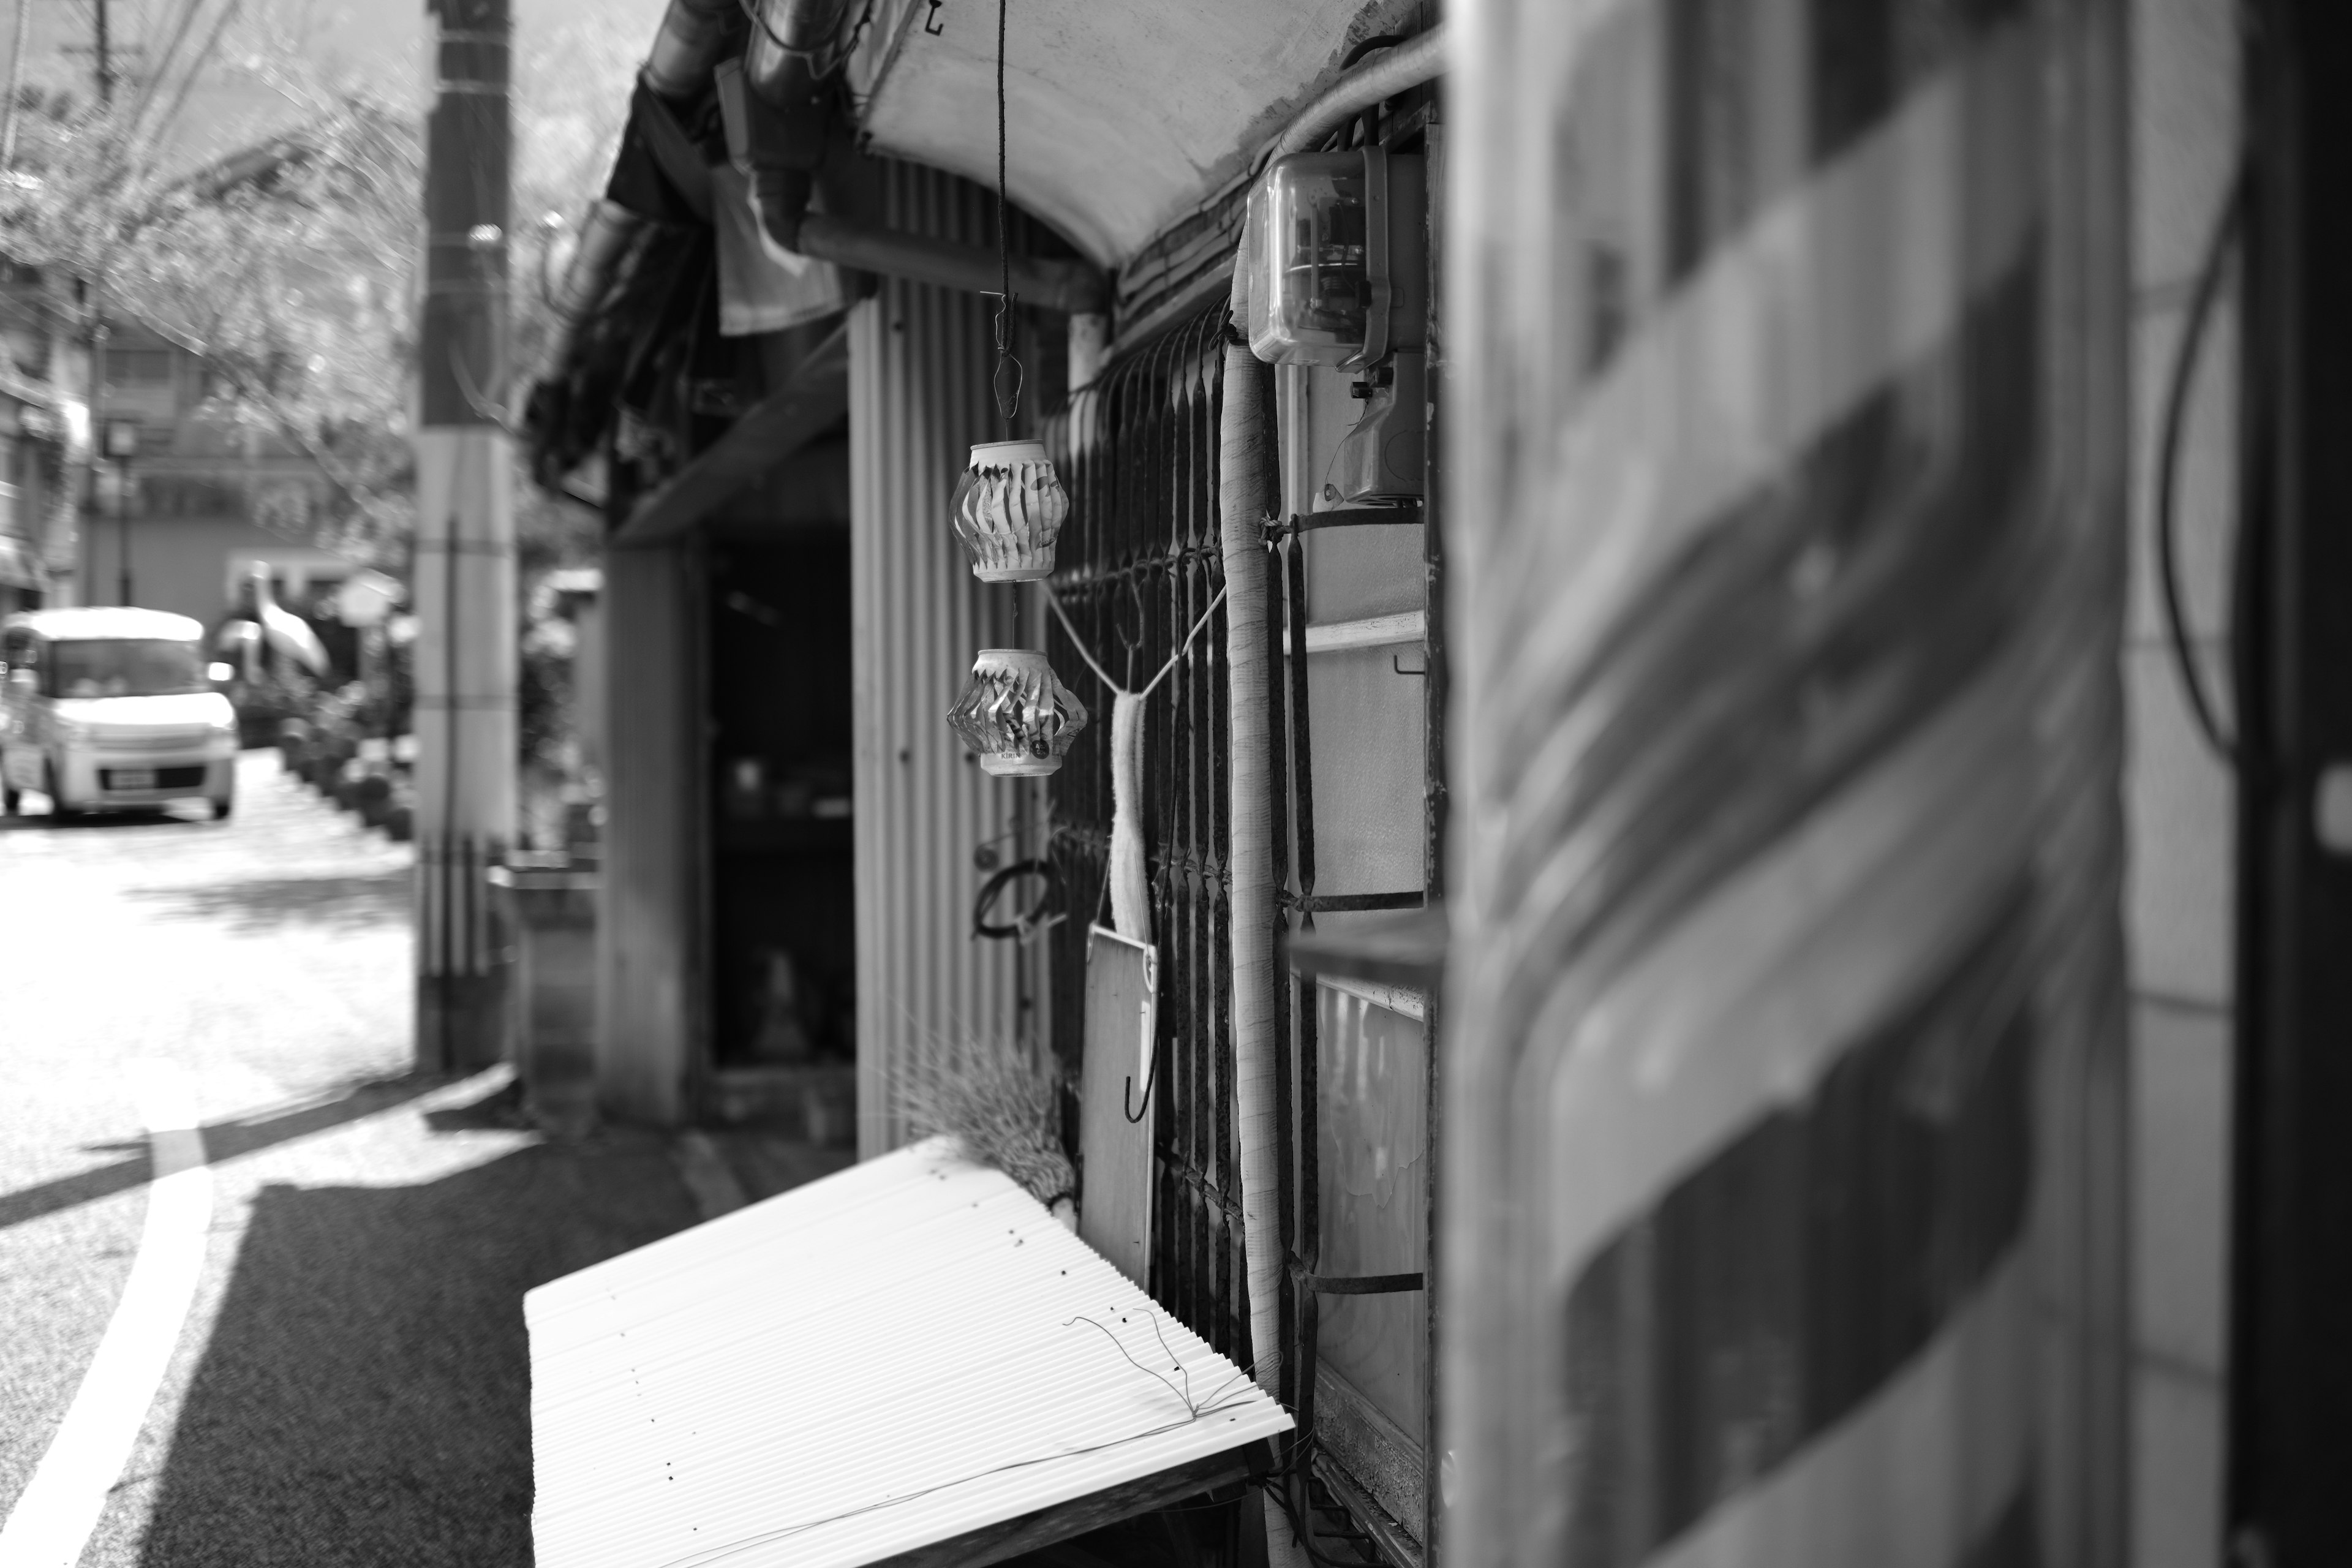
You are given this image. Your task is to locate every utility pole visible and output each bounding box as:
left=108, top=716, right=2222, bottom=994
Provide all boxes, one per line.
left=92, top=0, right=110, bottom=104
left=413, top=0, right=516, bottom=1071
left=2, top=0, right=32, bottom=169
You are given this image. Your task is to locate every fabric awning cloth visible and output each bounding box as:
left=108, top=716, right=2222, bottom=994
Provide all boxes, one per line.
left=712, top=163, right=846, bottom=339
left=527, top=1139, right=1292, bottom=1568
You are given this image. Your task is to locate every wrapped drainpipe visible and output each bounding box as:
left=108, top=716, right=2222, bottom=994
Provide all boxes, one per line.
left=1219, top=200, right=1305, bottom=1567
left=1219, top=28, right=1445, bottom=1564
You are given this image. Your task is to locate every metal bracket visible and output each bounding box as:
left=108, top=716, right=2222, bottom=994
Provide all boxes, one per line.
left=922, top=0, right=945, bottom=34
left=1290, top=1264, right=1426, bottom=1295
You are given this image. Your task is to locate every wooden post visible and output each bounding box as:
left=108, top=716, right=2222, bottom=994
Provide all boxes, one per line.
left=594, top=544, right=698, bottom=1124
left=413, top=0, right=516, bottom=1071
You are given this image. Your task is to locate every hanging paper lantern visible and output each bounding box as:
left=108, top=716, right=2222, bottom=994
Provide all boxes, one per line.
left=946, top=647, right=1088, bottom=777
left=950, top=440, right=1069, bottom=582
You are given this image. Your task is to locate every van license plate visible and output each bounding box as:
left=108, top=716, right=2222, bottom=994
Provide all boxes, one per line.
left=111, top=769, right=154, bottom=790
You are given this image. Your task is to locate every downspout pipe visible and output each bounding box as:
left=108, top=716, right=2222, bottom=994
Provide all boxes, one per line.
left=1273, top=27, right=1447, bottom=159
left=712, top=59, right=1112, bottom=314
left=641, top=0, right=741, bottom=101
left=745, top=0, right=852, bottom=108
left=531, top=198, right=649, bottom=389
left=737, top=0, right=851, bottom=244
left=797, top=214, right=1107, bottom=314
left=1217, top=26, right=1444, bottom=1566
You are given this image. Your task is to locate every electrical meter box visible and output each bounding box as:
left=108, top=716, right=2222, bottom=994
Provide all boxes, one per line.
left=1247, top=147, right=1428, bottom=369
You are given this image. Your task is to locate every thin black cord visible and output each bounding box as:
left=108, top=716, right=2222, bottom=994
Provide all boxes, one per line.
left=995, top=0, right=1019, bottom=650
left=2157, top=164, right=2245, bottom=765
left=1259, top=1444, right=1387, bottom=1568
left=990, top=0, right=1020, bottom=432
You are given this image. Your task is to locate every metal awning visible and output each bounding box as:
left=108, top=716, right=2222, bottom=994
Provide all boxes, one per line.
left=849, top=0, right=1414, bottom=268
left=526, top=1139, right=1291, bottom=1568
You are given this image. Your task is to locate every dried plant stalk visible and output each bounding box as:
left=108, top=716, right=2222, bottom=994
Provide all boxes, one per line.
left=897, top=1042, right=1076, bottom=1218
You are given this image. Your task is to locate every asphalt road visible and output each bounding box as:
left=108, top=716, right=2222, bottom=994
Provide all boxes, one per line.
left=0, top=753, right=702, bottom=1566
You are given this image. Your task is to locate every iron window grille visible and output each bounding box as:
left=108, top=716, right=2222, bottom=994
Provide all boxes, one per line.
left=1046, top=300, right=1444, bottom=1567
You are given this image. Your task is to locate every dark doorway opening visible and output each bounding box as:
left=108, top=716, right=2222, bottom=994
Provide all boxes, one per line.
left=705, top=534, right=855, bottom=1069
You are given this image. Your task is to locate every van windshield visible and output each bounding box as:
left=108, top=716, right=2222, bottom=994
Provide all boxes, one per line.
left=50, top=638, right=208, bottom=698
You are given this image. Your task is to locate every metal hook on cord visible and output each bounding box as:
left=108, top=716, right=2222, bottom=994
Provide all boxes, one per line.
left=990, top=334, right=1024, bottom=427
left=1123, top=1042, right=1161, bottom=1123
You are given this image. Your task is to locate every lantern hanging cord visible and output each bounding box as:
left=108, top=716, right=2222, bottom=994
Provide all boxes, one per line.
left=990, top=0, right=1022, bottom=430
left=1045, top=584, right=1227, bottom=703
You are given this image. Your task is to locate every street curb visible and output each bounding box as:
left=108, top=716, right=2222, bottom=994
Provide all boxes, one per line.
left=671, top=1131, right=749, bottom=1221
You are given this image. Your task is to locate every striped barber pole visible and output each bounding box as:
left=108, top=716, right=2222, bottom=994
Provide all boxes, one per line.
left=1446, top=1, right=2130, bottom=1566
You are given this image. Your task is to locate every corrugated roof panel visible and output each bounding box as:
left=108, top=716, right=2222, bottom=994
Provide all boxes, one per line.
left=527, top=1139, right=1292, bottom=1568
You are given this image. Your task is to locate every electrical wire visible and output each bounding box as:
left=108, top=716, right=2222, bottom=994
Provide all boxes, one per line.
left=2155, top=164, right=2245, bottom=766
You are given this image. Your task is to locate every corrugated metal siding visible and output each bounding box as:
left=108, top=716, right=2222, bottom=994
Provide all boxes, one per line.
left=527, top=1139, right=1293, bottom=1568
left=850, top=161, right=1040, bottom=1159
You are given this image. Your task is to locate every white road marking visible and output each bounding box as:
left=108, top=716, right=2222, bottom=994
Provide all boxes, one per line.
left=0, top=1062, right=211, bottom=1568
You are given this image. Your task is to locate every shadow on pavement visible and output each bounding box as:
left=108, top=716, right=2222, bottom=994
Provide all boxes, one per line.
left=134, top=1136, right=697, bottom=1567
left=0, top=809, right=195, bottom=832
left=0, top=1075, right=445, bottom=1235
left=120, top=869, right=411, bottom=933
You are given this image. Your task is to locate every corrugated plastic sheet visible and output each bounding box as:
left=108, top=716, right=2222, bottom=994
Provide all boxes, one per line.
left=527, top=1139, right=1292, bottom=1568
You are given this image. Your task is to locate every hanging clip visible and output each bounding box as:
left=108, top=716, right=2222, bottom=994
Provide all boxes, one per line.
left=923, top=0, right=946, bottom=35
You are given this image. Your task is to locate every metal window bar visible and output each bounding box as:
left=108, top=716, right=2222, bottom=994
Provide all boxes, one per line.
left=1267, top=510, right=1439, bottom=1568
left=1042, top=300, right=1445, bottom=1564
left=1262, top=386, right=1446, bottom=1568
left=1046, top=303, right=1251, bottom=1371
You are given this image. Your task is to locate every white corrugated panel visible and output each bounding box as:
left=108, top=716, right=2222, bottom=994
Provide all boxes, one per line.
left=527, top=1139, right=1291, bottom=1568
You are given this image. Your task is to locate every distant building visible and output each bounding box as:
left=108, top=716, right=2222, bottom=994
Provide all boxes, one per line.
left=0, top=260, right=70, bottom=617
left=0, top=265, right=355, bottom=635
left=81, top=323, right=353, bottom=631
left=0, top=379, right=64, bottom=617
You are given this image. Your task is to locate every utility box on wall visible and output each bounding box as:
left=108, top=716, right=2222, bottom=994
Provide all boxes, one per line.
left=1249, top=148, right=1429, bottom=506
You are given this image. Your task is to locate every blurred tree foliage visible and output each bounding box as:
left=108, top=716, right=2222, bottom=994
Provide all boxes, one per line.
left=0, top=11, right=641, bottom=576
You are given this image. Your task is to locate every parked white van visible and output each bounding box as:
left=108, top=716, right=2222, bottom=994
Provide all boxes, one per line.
left=1, top=609, right=238, bottom=821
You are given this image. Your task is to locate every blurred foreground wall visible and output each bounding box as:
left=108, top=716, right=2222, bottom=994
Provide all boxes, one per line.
left=2118, top=0, right=2240, bottom=1559
left=1442, top=1, right=2135, bottom=1562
